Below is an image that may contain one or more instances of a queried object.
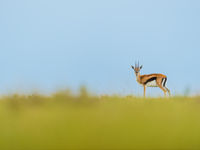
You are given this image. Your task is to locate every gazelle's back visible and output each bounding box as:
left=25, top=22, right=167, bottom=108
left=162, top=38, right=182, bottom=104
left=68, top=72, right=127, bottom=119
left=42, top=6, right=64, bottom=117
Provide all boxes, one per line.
left=141, top=73, right=166, bottom=79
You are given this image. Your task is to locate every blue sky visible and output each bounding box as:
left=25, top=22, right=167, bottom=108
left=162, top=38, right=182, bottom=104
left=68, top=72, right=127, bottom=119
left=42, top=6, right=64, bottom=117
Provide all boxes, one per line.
left=0, top=0, right=200, bottom=95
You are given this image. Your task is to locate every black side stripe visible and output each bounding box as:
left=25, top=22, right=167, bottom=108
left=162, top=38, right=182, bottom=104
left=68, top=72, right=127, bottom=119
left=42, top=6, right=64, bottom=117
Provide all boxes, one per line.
left=144, top=77, right=157, bottom=85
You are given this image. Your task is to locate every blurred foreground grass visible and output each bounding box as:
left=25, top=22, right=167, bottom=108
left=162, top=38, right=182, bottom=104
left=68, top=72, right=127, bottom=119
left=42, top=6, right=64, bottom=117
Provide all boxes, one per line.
left=0, top=90, right=200, bottom=150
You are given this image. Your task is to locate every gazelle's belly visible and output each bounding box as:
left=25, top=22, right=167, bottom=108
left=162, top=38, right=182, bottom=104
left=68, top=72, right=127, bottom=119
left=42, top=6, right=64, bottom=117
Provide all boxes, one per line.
left=146, top=80, right=158, bottom=87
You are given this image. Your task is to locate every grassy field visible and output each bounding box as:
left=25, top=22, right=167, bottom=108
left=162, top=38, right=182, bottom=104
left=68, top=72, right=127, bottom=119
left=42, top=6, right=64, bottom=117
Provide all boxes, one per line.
left=0, top=90, right=200, bottom=150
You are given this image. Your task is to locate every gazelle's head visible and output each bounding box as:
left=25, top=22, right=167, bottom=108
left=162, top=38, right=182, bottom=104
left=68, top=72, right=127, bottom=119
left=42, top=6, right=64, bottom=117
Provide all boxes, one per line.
left=131, top=62, right=143, bottom=76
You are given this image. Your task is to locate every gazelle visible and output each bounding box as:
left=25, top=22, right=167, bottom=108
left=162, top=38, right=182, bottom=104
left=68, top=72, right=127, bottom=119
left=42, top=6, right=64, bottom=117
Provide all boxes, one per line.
left=131, top=62, right=170, bottom=97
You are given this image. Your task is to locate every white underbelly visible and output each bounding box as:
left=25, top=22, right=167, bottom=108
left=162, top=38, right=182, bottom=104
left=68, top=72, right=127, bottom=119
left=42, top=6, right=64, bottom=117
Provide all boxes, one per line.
left=146, top=80, right=158, bottom=87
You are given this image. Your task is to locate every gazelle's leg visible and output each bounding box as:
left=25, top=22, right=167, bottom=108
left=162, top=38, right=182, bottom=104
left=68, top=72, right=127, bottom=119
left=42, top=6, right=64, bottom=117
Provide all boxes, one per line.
left=143, top=85, right=146, bottom=98
left=157, top=82, right=167, bottom=97
left=160, top=86, right=167, bottom=97
left=165, top=87, right=171, bottom=96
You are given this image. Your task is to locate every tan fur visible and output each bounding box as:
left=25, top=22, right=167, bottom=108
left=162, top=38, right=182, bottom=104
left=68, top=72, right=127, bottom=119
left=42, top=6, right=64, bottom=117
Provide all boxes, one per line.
left=139, top=74, right=166, bottom=84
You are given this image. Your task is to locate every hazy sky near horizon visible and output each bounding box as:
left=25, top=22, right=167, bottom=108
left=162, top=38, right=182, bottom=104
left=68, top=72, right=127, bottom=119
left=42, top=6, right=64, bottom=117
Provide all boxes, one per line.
left=0, top=0, right=200, bottom=95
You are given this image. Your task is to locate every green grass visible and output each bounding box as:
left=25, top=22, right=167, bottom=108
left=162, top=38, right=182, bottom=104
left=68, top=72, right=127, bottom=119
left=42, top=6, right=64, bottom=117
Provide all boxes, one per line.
left=0, top=91, right=200, bottom=150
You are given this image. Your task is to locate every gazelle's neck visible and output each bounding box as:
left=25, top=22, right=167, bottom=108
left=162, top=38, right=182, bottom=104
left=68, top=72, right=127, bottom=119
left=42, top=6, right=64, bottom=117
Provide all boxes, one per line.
left=136, top=72, right=141, bottom=82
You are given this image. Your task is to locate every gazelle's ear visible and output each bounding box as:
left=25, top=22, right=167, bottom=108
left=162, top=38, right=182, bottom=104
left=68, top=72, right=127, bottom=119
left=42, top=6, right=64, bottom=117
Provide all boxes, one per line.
left=140, top=65, right=143, bottom=69
left=131, top=65, right=134, bottom=70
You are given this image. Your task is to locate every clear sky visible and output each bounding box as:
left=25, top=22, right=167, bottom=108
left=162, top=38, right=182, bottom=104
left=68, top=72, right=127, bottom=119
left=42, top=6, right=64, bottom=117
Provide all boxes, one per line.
left=0, top=0, right=200, bottom=95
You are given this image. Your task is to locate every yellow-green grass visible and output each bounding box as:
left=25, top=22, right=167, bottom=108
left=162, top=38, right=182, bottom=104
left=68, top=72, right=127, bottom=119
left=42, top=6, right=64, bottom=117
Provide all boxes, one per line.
left=0, top=91, right=200, bottom=150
